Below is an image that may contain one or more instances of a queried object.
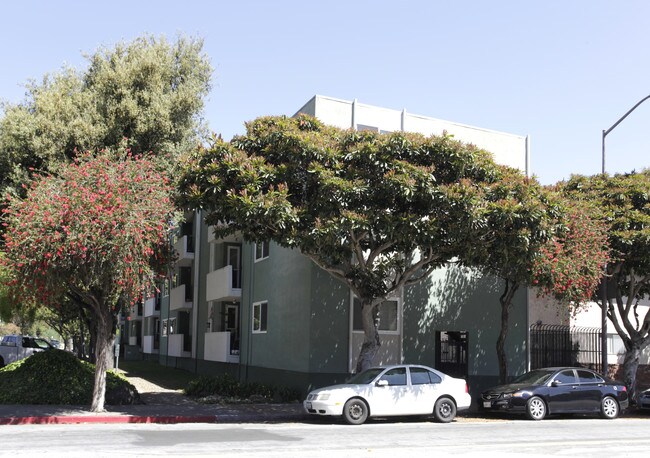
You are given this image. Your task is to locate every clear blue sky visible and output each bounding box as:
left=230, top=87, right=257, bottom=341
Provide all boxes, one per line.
left=2, top=0, right=649, bottom=184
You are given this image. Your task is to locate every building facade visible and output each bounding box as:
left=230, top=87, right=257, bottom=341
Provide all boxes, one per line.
left=125, top=95, right=532, bottom=396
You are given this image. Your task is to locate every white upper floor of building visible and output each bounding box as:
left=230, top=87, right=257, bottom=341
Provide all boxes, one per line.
left=295, top=95, right=530, bottom=176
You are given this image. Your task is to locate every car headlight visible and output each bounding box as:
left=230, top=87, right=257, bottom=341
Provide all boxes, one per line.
left=318, top=393, right=330, bottom=401
left=502, top=392, right=513, bottom=399
left=512, top=391, right=532, bottom=398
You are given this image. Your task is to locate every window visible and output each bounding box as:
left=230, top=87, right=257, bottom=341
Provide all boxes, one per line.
left=162, top=319, right=168, bottom=337
left=255, top=241, right=270, bottom=261
left=352, top=298, right=398, bottom=332
left=162, top=278, right=170, bottom=297
left=577, top=370, right=601, bottom=384
left=555, top=370, right=577, bottom=384
left=379, top=367, right=407, bottom=386
left=410, top=367, right=442, bottom=385
left=252, top=301, right=268, bottom=333
left=356, top=124, right=379, bottom=132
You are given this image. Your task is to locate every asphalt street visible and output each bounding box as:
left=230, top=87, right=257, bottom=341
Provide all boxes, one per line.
left=2, top=416, right=649, bottom=457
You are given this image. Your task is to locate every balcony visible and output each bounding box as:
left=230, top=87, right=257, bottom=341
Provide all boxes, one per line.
left=143, top=335, right=159, bottom=354
left=204, top=331, right=240, bottom=363
left=206, top=265, right=242, bottom=302
left=207, top=224, right=241, bottom=244
left=170, top=284, right=193, bottom=311
left=144, top=297, right=160, bottom=317
left=168, top=333, right=191, bottom=358
left=174, top=235, right=195, bottom=266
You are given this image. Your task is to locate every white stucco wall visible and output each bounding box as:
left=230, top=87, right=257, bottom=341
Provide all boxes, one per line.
left=296, top=95, right=529, bottom=175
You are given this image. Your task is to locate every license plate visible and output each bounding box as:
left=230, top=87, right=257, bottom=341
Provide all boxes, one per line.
left=483, top=401, right=491, bottom=408
left=306, top=402, right=312, bottom=409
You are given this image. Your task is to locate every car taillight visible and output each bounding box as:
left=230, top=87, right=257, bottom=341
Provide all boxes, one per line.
left=465, top=383, right=469, bottom=394
left=621, top=385, right=627, bottom=392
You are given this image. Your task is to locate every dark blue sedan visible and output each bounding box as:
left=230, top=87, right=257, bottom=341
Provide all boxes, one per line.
left=480, top=367, right=628, bottom=420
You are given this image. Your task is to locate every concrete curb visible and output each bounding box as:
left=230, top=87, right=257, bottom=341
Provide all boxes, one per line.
left=0, top=415, right=219, bottom=425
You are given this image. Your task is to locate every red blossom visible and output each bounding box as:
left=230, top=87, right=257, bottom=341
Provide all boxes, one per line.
left=1, top=148, right=177, bottom=309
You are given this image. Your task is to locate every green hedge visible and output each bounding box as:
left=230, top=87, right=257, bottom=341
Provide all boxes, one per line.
left=184, top=373, right=300, bottom=403
left=0, top=349, right=139, bottom=405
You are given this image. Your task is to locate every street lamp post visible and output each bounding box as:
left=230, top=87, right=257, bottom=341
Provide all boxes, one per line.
left=600, top=94, right=650, bottom=376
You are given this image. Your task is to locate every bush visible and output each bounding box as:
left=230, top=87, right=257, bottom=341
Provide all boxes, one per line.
left=0, top=349, right=140, bottom=405
left=184, top=373, right=300, bottom=403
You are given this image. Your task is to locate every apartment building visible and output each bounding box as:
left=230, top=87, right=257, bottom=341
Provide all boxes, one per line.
left=125, top=95, right=531, bottom=394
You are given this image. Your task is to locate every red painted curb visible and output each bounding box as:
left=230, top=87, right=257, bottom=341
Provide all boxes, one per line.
left=0, top=415, right=217, bottom=425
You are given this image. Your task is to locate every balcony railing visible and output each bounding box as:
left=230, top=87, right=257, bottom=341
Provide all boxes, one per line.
left=207, top=224, right=240, bottom=244
left=143, top=335, right=159, bottom=354
left=168, top=333, right=191, bottom=358
left=144, top=297, right=159, bottom=317
left=174, top=235, right=195, bottom=266
left=206, top=265, right=242, bottom=302
left=170, top=284, right=193, bottom=311
left=204, top=331, right=240, bottom=363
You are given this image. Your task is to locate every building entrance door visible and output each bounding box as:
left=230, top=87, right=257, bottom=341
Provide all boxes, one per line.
left=435, top=331, right=468, bottom=379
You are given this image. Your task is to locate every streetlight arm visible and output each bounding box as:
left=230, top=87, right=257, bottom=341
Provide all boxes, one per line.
left=604, top=94, right=650, bottom=137
left=602, top=94, right=650, bottom=175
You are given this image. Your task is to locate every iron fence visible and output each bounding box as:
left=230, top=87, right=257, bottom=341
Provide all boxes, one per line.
left=530, top=324, right=602, bottom=370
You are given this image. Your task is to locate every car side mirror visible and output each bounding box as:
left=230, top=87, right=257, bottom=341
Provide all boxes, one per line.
left=551, top=380, right=562, bottom=387
left=376, top=379, right=388, bottom=387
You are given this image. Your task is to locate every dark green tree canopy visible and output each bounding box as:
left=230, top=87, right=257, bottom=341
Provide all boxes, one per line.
left=179, top=114, right=502, bottom=301
left=178, top=114, right=505, bottom=371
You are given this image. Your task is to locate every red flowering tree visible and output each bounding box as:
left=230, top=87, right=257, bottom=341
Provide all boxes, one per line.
left=2, top=150, right=176, bottom=411
left=470, top=169, right=608, bottom=382
left=561, top=171, right=650, bottom=399
left=532, top=206, right=610, bottom=308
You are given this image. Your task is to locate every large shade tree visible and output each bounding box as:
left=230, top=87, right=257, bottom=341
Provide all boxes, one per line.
left=0, top=34, right=211, bottom=375
left=178, top=114, right=503, bottom=372
left=561, top=171, right=650, bottom=399
left=2, top=150, right=177, bottom=411
left=0, top=34, right=212, bottom=196
left=469, top=171, right=609, bottom=382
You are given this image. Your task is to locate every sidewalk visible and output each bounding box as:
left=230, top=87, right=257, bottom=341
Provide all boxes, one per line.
left=0, top=363, right=308, bottom=425
left=0, top=396, right=307, bottom=425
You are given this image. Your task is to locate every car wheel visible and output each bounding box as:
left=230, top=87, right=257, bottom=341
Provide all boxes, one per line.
left=525, top=396, right=546, bottom=421
left=600, top=396, right=619, bottom=419
left=343, top=398, right=369, bottom=425
left=433, top=396, right=457, bottom=423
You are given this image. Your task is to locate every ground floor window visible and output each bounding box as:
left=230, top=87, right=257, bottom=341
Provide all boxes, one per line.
left=352, top=298, right=399, bottom=333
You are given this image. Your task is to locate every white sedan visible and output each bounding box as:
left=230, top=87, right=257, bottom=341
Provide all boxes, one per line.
left=303, top=364, right=471, bottom=424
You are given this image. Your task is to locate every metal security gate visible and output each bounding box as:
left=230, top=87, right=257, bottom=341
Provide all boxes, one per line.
left=530, top=324, right=601, bottom=370
left=435, top=331, right=468, bottom=379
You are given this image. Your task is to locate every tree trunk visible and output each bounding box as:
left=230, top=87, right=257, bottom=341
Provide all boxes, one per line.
left=90, top=310, right=116, bottom=412
left=497, top=280, right=519, bottom=384
left=355, top=300, right=381, bottom=373
left=622, top=344, right=641, bottom=403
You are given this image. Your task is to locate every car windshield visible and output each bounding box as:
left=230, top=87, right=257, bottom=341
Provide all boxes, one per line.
left=511, top=369, right=556, bottom=385
left=32, top=338, right=52, bottom=349
left=346, top=368, right=384, bottom=385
